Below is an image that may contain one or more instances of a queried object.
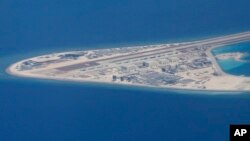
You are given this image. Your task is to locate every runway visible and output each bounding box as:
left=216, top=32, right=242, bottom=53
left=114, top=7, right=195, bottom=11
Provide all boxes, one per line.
left=55, top=31, right=250, bottom=72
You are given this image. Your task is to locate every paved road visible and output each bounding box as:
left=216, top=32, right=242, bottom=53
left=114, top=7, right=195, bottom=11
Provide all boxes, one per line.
left=56, top=31, right=250, bottom=72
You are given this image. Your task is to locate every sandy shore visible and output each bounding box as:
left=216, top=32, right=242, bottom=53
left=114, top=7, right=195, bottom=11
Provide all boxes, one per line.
left=6, top=56, right=250, bottom=93
left=215, top=52, right=246, bottom=62
left=6, top=31, right=250, bottom=93
left=6, top=65, right=249, bottom=94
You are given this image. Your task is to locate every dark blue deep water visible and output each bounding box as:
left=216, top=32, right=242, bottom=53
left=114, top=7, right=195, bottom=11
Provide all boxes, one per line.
left=1, top=0, right=250, bottom=141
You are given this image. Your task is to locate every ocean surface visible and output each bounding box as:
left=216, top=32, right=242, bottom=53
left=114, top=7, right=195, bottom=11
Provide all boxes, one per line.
left=1, top=0, right=250, bottom=141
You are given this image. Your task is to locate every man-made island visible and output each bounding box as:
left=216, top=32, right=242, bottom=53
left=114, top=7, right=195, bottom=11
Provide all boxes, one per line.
left=7, top=31, right=250, bottom=91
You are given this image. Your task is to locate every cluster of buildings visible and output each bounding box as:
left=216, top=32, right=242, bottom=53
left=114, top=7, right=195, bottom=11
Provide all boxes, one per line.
left=105, top=47, right=213, bottom=86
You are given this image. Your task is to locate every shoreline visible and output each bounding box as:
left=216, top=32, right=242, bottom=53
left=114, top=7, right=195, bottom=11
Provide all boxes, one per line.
left=6, top=31, right=250, bottom=94
left=215, top=52, right=249, bottom=62
left=5, top=66, right=248, bottom=94
left=6, top=51, right=250, bottom=94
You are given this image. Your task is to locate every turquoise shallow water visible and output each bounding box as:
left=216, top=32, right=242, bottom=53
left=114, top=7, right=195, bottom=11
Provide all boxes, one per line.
left=212, top=42, right=250, bottom=76
left=1, top=0, right=250, bottom=141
